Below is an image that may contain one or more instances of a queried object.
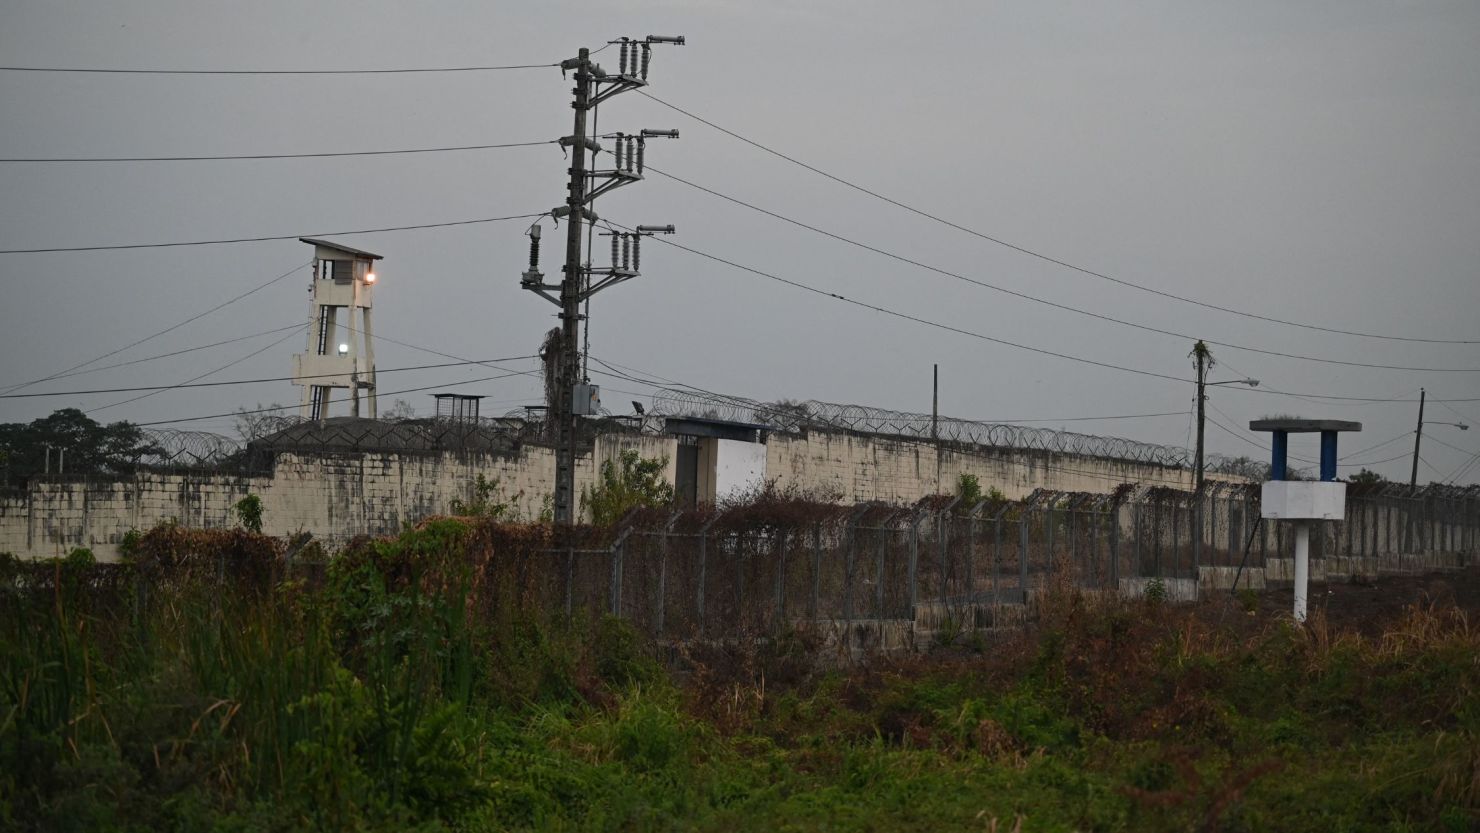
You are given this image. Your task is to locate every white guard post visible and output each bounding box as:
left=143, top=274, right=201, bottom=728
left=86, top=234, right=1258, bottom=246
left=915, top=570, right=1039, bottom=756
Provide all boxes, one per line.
left=1250, top=419, right=1361, bottom=622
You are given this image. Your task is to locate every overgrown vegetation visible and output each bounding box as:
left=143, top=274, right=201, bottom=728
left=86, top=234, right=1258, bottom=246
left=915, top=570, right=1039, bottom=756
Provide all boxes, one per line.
left=232, top=493, right=264, bottom=533
left=2, top=519, right=1476, bottom=831
left=581, top=449, right=675, bottom=525
left=449, top=474, right=521, bottom=520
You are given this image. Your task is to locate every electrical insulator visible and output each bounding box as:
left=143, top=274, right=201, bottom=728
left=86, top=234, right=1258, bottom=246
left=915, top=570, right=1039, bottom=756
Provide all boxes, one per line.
left=636, top=139, right=646, bottom=174
left=612, top=136, right=623, bottom=171
left=611, top=234, right=619, bottom=268
left=641, top=44, right=651, bottom=80
left=621, top=235, right=632, bottom=270
left=528, top=230, right=541, bottom=272
left=625, top=137, right=636, bottom=173
left=633, top=236, right=641, bottom=271
left=619, top=40, right=629, bottom=76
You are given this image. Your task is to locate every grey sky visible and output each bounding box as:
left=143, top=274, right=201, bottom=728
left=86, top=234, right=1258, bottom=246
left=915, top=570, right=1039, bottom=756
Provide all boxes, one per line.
left=1, top=0, right=1477, bottom=483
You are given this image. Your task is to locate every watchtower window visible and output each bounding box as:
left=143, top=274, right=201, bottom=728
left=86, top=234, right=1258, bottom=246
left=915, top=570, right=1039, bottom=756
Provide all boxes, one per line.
left=323, top=259, right=355, bottom=283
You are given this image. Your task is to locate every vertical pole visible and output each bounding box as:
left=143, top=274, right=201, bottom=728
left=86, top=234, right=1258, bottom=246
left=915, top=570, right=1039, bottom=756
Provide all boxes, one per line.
left=1410, top=388, right=1426, bottom=488
left=610, top=534, right=624, bottom=617
left=1133, top=503, right=1142, bottom=577
left=810, top=523, right=821, bottom=621
left=775, top=530, right=787, bottom=628
left=1293, top=521, right=1310, bottom=623
left=908, top=515, right=920, bottom=616
left=1018, top=510, right=1030, bottom=602
left=1194, top=342, right=1207, bottom=490
left=875, top=526, right=886, bottom=616
left=554, top=49, right=593, bottom=526
left=564, top=547, right=573, bottom=617
left=966, top=512, right=976, bottom=604
left=697, top=530, right=707, bottom=632
left=992, top=513, right=1002, bottom=604
left=932, top=363, right=942, bottom=498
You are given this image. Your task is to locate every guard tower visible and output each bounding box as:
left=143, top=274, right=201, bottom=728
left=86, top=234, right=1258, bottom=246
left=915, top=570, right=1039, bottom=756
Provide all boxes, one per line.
left=1250, top=418, right=1361, bottom=622
left=293, top=238, right=380, bottom=420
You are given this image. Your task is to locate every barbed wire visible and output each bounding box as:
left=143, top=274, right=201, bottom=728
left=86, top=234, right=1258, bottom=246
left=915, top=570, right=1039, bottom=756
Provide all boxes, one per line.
left=645, top=388, right=1245, bottom=470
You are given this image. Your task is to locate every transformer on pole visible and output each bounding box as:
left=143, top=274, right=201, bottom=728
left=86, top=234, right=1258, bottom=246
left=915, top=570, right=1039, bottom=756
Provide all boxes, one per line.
left=520, top=36, right=683, bottom=525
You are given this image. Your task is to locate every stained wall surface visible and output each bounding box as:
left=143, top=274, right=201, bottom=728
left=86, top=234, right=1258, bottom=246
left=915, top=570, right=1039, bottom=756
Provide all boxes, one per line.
left=0, top=428, right=1214, bottom=561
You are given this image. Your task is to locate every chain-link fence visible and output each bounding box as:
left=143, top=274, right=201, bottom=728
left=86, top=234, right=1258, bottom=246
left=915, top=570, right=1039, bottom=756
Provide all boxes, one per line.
left=499, top=483, right=1480, bottom=642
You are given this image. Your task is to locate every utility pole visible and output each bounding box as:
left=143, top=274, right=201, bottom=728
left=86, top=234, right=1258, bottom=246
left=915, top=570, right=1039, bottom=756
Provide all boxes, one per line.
left=1192, top=341, right=1210, bottom=491
left=932, top=363, right=940, bottom=494
left=522, top=37, right=683, bottom=525
left=1409, top=387, right=1425, bottom=488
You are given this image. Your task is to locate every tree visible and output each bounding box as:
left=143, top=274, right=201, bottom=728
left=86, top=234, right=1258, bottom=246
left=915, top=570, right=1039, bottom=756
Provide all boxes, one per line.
left=0, top=408, right=160, bottom=486
left=580, top=450, right=674, bottom=525
left=1350, top=468, right=1386, bottom=485
left=233, top=402, right=287, bottom=441
left=382, top=398, right=417, bottom=420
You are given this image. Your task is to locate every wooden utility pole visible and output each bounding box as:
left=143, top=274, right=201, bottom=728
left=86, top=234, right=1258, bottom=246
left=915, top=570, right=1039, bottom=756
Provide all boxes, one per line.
left=1409, top=387, right=1425, bottom=488
left=1193, top=341, right=1210, bottom=491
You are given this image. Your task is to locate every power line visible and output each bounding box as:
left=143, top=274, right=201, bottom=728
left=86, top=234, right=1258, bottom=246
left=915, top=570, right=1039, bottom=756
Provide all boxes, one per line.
left=0, top=211, right=546, bottom=254
left=1425, top=433, right=1478, bottom=457
left=609, top=222, right=1191, bottom=385
left=5, top=355, right=541, bottom=399
left=648, top=166, right=1480, bottom=374
left=587, top=355, right=1187, bottom=425
left=0, top=62, right=559, bottom=75
left=1444, top=450, right=1480, bottom=484
left=638, top=91, right=1480, bottom=346
left=91, top=327, right=308, bottom=413
left=38, top=324, right=307, bottom=383
left=1339, top=431, right=1415, bottom=461
left=0, top=261, right=309, bottom=395
left=0, top=140, right=558, bottom=163
left=627, top=225, right=1480, bottom=404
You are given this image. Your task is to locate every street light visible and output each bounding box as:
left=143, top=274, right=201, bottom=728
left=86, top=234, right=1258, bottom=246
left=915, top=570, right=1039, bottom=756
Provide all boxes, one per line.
left=1411, top=388, right=1468, bottom=487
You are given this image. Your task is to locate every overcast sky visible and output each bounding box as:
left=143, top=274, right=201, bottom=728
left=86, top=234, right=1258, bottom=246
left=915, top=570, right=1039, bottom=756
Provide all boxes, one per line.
left=1, top=1, right=1477, bottom=483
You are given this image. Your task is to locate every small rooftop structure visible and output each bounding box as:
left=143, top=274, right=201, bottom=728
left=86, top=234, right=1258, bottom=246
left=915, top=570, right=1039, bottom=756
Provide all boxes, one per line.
left=1249, top=419, right=1362, bottom=482
left=663, top=415, right=768, bottom=443
left=298, top=238, right=383, bottom=261
left=433, top=393, right=484, bottom=422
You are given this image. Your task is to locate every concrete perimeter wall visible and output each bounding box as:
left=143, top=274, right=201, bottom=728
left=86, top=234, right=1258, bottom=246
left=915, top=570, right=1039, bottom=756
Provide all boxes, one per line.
left=1, top=428, right=1207, bottom=562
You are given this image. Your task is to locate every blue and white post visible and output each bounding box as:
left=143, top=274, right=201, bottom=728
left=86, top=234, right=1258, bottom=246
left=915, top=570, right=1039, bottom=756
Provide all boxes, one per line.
left=1249, top=419, right=1361, bottom=622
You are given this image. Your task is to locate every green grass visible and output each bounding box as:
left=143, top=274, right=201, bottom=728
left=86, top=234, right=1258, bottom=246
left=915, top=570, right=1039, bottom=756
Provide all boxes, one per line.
left=1, top=526, right=1477, bottom=832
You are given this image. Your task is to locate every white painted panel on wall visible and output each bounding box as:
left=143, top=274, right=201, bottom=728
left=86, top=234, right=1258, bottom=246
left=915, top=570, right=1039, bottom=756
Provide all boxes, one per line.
left=715, top=439, right=767, bottom=502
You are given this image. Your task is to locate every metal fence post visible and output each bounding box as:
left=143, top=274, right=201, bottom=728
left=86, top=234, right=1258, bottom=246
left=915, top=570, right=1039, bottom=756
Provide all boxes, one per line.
left=992, top=505, right=1008, bottom=604
left=810, top=522, right=822, bottom=621
left=939, top=497, right=960, bottom=606
left=774, top=528, right=787, bottom=629
left=967, top=499, right=988, bottom=604
left=656, top=511, right=680, bottom=636
left=908, top=510, right=922, bottom=616
left=1018, top=506, right=1030, bottom=602
left=698, top=514, right=721, bottom=634
left=609, top=527, right=633, bottom=618
left=565, top=547, right=574, bottom=618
